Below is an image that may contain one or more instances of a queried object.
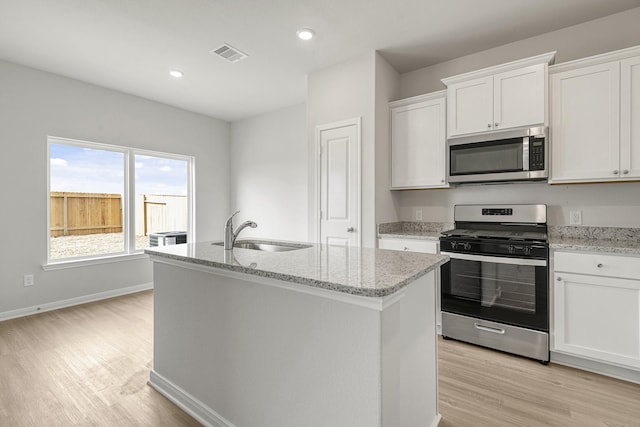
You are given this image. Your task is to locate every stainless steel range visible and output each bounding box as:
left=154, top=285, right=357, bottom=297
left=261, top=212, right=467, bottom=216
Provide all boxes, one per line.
left=440, top=204, right=549, bottom=363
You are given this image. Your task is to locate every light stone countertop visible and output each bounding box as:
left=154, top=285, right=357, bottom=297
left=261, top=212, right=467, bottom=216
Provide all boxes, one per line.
left=548, top=226, right=640, bottom=255
left=377, top=221, right=452, bottom=241
left=549, top=238, right=640, bottom=255
left=377, top=223, right=640, bottom=256
left=145, top=240, right=448, bottom=298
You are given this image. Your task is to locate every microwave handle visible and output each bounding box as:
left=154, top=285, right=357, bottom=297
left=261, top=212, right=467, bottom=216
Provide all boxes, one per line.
left=522, top=136, right=530, bottom=171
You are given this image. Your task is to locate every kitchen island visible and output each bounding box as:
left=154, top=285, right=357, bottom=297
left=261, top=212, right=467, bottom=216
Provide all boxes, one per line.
left=145, top=240, right=448, bottom=427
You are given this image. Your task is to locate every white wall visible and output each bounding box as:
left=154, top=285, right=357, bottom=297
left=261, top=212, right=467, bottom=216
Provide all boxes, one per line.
left=0, top=59, right=230, bottom=316
left=307, top=53, right=377, bottom=247
left=396, top=182, right=640, bottom=227
left=399, top=7, right=640, bottom=98
left=374, top=53, right=401, bottom=225
left=233, top=53, right=400, bottom=247
left=393, top=7, right=640, bottom=227
left=230, top=104, right=308, bottom=242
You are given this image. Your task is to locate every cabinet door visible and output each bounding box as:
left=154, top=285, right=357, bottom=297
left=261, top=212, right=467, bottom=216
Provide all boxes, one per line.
left=554, top=272, right=640, bottom=369
left=493, top=64, right=545, bottom=131
left=621, top=56, right=640, bottom=179
left=447, top=76, right=493, bottom=137
left=390, top=97, right=447, bottom=189
left=550, top=62, right=621, bottom=183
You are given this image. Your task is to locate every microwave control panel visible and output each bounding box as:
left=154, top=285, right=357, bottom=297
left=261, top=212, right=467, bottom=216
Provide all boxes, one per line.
left=529, top=138, right=545, bottom=171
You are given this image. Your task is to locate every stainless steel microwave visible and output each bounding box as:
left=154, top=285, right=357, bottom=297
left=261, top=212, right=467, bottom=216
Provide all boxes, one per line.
left=448, top=126, right=547, bottom=184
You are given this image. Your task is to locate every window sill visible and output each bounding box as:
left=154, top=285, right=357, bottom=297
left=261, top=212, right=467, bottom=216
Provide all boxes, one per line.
left=42, top=252, right=150, bottom=271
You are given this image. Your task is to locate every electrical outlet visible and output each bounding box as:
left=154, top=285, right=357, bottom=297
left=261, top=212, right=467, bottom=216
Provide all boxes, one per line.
left=415, top=209, right=423, bottom=221
left=24, top=274, right=34, bottom=287
left=569, top=210, right=582, bottom=225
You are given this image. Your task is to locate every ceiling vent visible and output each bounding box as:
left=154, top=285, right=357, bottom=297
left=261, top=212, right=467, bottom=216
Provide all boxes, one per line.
left=210, top=44, right=248, bottom=63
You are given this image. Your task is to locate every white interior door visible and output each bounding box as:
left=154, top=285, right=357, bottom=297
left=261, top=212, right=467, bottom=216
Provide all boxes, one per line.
left=318, top=120, right=360, bottom=248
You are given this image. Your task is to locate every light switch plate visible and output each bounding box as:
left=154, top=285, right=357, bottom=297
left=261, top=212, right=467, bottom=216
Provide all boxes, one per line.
left=415, top=209, right=423, bottom=221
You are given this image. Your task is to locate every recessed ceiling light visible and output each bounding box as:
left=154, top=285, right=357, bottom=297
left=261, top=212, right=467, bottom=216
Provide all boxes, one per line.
left=169, top=69, right=184, bottom=78
left=296, top=28, right=315, bottom=41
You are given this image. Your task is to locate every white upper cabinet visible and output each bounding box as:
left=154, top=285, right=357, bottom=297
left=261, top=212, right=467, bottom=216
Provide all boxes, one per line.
left=550, top=62, right=620, bottom=182
left=621, top=55, right=640, bottom=178
left=494, top=65, right=546, bottom=130
left=446, top=76, right=493, bottom=136
left=390, top=91, right=448, bottom=189
left=549, top=46, right=640, bottom=183
left=442, top=52, right=555, bottom=138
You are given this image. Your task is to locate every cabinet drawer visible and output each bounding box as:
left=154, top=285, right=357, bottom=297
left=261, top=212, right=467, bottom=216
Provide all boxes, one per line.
left=554, top=251, right=640, bottom=279
left=378, top=238, right=439, bottom=254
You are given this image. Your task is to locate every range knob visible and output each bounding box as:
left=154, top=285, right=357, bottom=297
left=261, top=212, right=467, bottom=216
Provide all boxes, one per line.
left=523, top=246, right=531, bottom=256
left=450, top=241, right=458, bottom=249
left=508, top=245, right=515, bottom=254
left=463, top=242, right=471, bottom=250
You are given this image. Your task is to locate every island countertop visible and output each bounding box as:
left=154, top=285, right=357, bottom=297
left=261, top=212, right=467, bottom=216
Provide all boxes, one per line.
left=145, top=240, right=448, bottom=298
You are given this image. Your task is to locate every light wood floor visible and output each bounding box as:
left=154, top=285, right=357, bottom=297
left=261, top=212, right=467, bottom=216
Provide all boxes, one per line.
left=438, top=337, right=640, bottom=427
left=0, top=291, right=199, bottom=426
left=1, top=291, right=639, bottom=426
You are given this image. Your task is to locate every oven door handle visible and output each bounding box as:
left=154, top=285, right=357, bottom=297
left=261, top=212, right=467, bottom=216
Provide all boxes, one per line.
left=441, top=251, right=547, bottom=267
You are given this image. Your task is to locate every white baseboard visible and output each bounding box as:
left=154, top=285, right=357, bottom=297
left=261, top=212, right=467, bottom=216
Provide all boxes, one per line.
left=0, top=282, right=153, bottom=322
left=149, top=370, right=236, bottom=427
left=150, top=368, right=442, bottom=427
left=550, top=351, right=640, bottom=384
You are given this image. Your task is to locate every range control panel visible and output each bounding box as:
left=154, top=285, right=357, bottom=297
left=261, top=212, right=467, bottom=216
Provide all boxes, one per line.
left=482, top=208, right=513, bottom=216
left=440, top=238, right=548, bottom=259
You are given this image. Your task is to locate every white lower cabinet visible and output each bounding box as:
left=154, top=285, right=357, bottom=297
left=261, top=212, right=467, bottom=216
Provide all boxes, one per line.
left=377, top=238, right=439, bottom=254
left=378, top=238, right=442, bottom=333
left=553, top=251, right=640, bottom=370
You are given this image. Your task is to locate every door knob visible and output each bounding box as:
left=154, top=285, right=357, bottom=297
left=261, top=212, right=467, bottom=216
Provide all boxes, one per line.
left=613, top=170, right=619, bottom=175
left=347, top=227, right=355, bottom=232
left=623, top=170, right=629, bottom=175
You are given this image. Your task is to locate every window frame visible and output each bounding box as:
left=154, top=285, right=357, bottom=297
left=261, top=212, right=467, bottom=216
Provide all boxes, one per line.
left=45, top=136, right=195, bottom=269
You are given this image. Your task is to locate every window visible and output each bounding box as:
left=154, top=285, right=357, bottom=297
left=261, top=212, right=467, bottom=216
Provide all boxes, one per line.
left=134, top=154, right=190, bottom=250
left=47, top=136, right=194, bottom=264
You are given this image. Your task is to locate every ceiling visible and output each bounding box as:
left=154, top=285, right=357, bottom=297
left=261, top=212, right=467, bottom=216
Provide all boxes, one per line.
left=1, top=0, right=639, bottom=122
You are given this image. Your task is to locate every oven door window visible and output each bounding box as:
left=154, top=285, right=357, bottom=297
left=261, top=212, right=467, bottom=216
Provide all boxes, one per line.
left=450, top=138, right=523, bottom=175
left=441, top=256, right=548, bottom=331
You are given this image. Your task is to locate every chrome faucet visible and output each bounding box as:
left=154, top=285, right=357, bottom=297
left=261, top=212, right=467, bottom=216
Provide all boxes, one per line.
left=224, top=210, right=257, bottom=250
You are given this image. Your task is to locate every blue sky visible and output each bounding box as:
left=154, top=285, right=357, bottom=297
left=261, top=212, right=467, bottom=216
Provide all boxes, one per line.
left=50, top=144, right=188, bottom=195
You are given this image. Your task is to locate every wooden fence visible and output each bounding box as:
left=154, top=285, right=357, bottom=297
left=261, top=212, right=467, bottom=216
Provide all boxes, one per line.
left=50, top=192, right=187, bottom=237
left=50, top=192, right=123, bottom=237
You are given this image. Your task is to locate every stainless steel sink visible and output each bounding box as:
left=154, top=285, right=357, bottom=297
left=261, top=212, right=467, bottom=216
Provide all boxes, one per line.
left=212, top=240, right=311, bottom=252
